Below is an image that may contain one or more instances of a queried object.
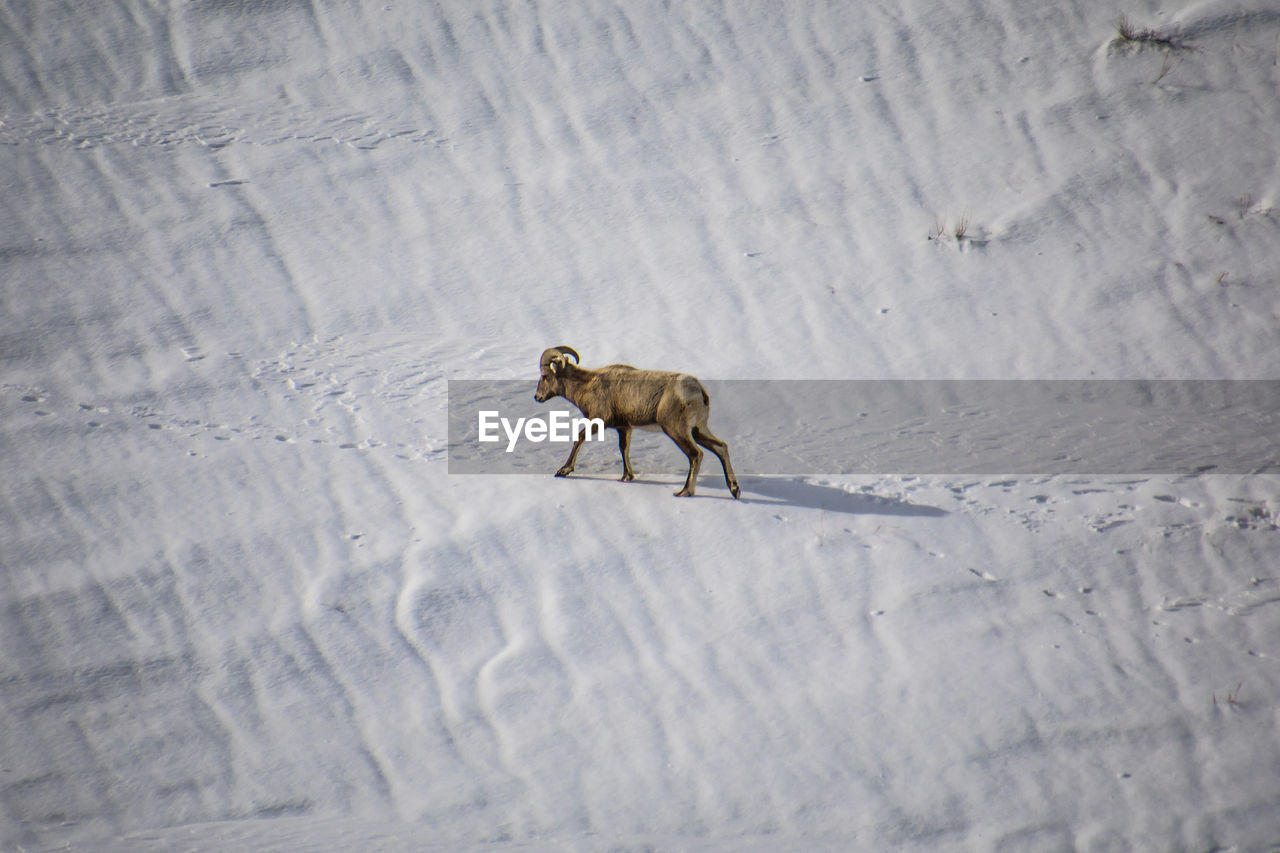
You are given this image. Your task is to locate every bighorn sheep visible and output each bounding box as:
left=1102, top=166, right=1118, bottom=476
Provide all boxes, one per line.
left=534, top=346, right=741, bottom=499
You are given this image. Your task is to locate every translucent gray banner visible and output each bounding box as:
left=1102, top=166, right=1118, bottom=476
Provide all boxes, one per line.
left=448, top=380, right=1279, bottom=475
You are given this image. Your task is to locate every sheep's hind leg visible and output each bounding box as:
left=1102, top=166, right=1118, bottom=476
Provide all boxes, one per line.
left=556, top=437, right=586, bottom=477
left=665, top=427, right=703, bottom=497
left=693, top=426, right=740, bottom=499
left=617, top=426, right=635, bottom=482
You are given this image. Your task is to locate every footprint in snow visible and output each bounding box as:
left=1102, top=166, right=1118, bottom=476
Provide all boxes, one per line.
left=1157, top=596, right=1205, bottom=611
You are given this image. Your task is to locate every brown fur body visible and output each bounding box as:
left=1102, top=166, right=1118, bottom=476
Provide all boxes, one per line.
left=534, top=347, right=740, bottom=498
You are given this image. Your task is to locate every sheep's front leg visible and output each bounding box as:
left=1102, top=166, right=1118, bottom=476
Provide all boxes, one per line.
left=555, top=436, right=587, bottom=477
left=617, top=426, right=635, bottom=482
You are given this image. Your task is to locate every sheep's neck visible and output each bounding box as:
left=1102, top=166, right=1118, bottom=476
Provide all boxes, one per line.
left=558, top=367, right=598, bottom=417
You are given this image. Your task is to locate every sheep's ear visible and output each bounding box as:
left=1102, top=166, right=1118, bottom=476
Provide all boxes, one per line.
left=549, top=359, right=560, bottom=374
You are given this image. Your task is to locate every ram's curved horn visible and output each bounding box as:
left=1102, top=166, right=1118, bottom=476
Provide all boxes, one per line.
left=539, top=348, right=561, bottom=370
left=540, top=346, right=579, bottom=372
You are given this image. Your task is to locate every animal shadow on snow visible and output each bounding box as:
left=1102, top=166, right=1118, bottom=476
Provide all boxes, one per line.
left=739, top=476, right=947, bottom=517
left=564, top=474, right=945, bottom=517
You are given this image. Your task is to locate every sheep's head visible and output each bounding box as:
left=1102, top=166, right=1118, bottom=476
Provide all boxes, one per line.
left=534, top=346, right=579, bottom=402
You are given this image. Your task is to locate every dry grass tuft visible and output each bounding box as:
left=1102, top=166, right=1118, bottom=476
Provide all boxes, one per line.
left=1113, top=15, right=1194, bottom=51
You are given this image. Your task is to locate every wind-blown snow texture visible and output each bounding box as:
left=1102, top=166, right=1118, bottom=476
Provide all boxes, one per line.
left=2, top=1, right=1279, bottom=850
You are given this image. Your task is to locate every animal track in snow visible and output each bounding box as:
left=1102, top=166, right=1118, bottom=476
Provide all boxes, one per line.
left=1, top=340, right=447, bottom=463
left=1088, top=515, right=1133, bottom=533
left=0, top=97, right=453, bottom=153
left=1224, top=503, right=1277, bottom=530
left=1156, top=577, right=1280, bottom=618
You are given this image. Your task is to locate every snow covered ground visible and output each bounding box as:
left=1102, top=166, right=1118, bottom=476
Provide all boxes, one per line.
left=2, top=0, right=1279, bottom=850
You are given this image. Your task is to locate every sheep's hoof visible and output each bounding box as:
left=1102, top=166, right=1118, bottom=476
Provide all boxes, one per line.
left=730, top=484, right=741, bottom=499
left=555, top=468, right=573, bottom=478
left=620, top=472, right=635, bottom=482
left=674, top=488, right=695, bottom=497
